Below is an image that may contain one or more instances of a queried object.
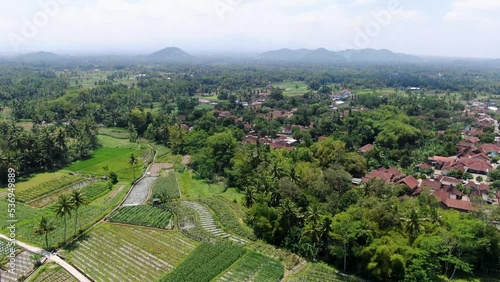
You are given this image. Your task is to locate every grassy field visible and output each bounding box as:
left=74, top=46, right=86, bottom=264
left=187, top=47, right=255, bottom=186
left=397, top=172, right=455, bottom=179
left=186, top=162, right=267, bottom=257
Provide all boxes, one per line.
left=213, top=251, right=284, bottom=282
left=273, top=81, right=310, bottom=96
left=151, top=171, right=181, bottom=199
left=177, top=171, right=225, bottom=199
left=0, top=181, right=129, bottom=248
left=198, top=197, right=255, bottom=240
left=66, top=147, right=147, bottom=182
left=107, top=206, right=172, bottom=229
left=27, top=262, right=77, bottom=282
left=64, top=223, right=198, bottom=282
left=98, top=127, right=130, bottom=139
left=286, top=263, right=347, bottom=282
left=160, top=242, right=246, bottom=282
left=15, top=172, right=85, bottom=203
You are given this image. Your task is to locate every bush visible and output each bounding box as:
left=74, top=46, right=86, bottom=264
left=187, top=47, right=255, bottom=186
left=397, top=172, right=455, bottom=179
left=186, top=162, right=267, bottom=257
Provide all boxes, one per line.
left=108, top=171, right=118, bottom=184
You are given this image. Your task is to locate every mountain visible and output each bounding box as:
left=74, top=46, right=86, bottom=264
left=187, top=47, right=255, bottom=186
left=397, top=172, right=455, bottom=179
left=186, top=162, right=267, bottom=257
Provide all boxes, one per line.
left=260, top=48, right=420, bottom=64
left=337, top=49, right=420, bottom=63
left=148, top=47, right=193, bottom=61
left=18, top=51, right=59, bottom=61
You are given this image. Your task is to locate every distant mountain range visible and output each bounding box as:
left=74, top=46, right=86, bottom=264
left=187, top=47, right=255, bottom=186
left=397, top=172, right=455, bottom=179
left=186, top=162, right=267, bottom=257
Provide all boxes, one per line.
left=6, top=47, right=498, bottom=65
left=260, top=48, right=421, bottom=63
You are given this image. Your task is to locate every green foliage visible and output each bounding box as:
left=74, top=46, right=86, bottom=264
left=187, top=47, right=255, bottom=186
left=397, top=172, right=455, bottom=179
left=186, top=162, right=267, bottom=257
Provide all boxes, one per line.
left=160, top=243, right=246, bottom=282
left=81, top=181, right=112, bottom=202
left=108, top=205, right=172, bottom=229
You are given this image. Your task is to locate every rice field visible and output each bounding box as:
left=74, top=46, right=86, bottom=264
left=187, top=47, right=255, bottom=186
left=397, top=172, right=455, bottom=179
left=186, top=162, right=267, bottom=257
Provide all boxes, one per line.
left=108, top=205, right=172, bottom=229
left=15, top=172, right=86, bottom=203
left=213, top=251, right=284, bottom=282
left=66, top=147, right=147, bottom=181
left=65, top=223, right=198, bottom=282
left=160, top=243, right=246, bottom=282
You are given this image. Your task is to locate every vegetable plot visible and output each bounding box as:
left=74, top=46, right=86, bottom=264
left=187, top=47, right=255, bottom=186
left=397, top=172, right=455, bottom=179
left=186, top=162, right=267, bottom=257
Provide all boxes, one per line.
left=108, top=205, right=172, bottom=229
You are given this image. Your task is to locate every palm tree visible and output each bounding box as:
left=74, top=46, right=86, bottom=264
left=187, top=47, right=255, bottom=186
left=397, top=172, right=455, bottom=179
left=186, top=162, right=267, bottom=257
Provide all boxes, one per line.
left=34, top=216, right=55, bottom=249
left=53, top=195, right=73, bottom=241
left=129, top=153, right=138, bottom=180
left=70, top=190, right=87, bottom=236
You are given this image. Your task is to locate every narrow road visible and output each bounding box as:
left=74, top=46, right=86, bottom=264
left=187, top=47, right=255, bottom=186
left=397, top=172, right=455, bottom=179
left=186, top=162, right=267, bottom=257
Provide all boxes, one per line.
left=0, top=234, right=91, bottom=282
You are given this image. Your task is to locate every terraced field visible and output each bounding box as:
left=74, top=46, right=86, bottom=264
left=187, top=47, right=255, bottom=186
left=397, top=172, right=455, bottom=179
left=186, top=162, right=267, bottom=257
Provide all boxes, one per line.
left=182, top=201, right=248, bottom=244
left=160, top=243, right=246, bottom=282
left=198, top=197, right=255, bottom=240
left=66, top=147, right=147, bottom=181
left=15, top=172, right=86, bottom=203
left=122, top=176, right=158, bottom=206
left=108, top=205, right=172, bottom=229
left=27, top=262, right=77, bottom=282
left=151, top=171, right=180, bottom=199
left=65, top=223, right=197, bottom=282
left=286, top=263, right=348, bottom=282
left=213, top=252, right=284, bottom=282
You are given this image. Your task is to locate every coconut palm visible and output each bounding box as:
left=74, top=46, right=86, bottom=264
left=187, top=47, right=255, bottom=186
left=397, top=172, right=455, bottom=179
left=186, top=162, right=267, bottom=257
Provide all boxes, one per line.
left=53, top=195, right=73, bottom=241
left=70, top=190, right=87, bottom=236
left=129, top=153, right=138, bottom=180
left=34, top=216, right=55, bottom=249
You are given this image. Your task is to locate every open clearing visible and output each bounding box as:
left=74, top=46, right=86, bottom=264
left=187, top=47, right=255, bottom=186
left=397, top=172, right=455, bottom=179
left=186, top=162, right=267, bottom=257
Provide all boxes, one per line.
left=65, top=223, right=198, bottom=282
left=273, top=81, right=309, bottom=96
left=177, top=171, right=225, bottom=199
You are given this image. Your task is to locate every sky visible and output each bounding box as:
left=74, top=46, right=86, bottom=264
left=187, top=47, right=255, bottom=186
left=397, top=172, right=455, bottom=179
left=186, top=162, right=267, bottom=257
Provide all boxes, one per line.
left=0, top=0, right=499, bottom=58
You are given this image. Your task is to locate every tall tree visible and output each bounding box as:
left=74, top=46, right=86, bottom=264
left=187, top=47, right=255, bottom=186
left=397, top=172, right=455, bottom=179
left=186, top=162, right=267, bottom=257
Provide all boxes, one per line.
left=53, top=195, right=73, bottom=241
left=34, top=216, right=56, bottom=249
left=129, top=153, right=138, bottom=180
left=70, top=190, right=87, bottom=236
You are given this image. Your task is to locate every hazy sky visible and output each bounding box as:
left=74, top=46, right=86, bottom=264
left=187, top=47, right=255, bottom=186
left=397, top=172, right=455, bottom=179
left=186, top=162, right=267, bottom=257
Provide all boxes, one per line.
left=0, top=0, right=499, bottom=58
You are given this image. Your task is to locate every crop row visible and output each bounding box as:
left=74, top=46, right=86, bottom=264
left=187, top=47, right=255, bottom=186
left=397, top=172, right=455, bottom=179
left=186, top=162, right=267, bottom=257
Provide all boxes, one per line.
left=214, top=251, right=284, bottom=282
left=66, top=224, right=197, bottom=282
left=28, top=263, right=77, bottom=282
left=166, top=201, right=214, bottom=242
left=17, top=175, right=86, bottom=202
left=198, top=197, right=256, bottom=240
left=160, top=243, right=247, bottom=282
left=108, top=205, right=172, bottom=229
left=81, top=181, right=112, bottom=202
left=151, top=171, right=180, bottom=200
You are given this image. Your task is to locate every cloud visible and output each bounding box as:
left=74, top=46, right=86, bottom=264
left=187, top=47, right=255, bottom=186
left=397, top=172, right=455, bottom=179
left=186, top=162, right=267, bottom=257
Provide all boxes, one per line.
left=352, top=0, right=377, bottom=6
left=445, top=0, right=500, bottom=24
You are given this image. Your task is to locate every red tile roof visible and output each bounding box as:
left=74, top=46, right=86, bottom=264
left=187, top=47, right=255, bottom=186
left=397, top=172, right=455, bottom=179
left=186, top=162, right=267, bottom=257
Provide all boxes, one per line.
left=358, top=144, right=374, bottom=153
left=400, top=176, right=419, bottom=190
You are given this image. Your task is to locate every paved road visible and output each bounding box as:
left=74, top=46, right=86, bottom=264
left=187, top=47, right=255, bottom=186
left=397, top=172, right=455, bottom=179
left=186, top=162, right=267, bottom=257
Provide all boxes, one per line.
left=0, top=234, right=92, bottom=282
